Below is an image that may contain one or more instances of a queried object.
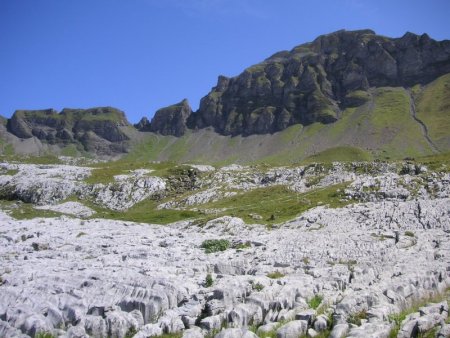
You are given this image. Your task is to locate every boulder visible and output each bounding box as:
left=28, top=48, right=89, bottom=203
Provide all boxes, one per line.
left=329, top=323, right=349, bottom=338
left=215, top=328, right=258, bottom=338
left=276, top=320, right=307, bottom=338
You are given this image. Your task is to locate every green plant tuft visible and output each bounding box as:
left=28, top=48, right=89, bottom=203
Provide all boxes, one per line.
left=266, top=271, right=285, bottom=279
left=205, top=273, right=214, bottom=287
left=233, top=241, right=251, bottom=250
left=307, top=294, right=323, bottom=309
left=347, top=309, right=368, bottom=326
left=404, top=231, right=415, bottom=237
left=252, top=282, right=264, bottom=291
left=35, top=333, right=55, bottom=338
left=201, top=239, right=230, bottom=254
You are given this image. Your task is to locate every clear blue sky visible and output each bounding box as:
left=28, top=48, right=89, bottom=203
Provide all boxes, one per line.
left=1, top=0, right=449, bottom=123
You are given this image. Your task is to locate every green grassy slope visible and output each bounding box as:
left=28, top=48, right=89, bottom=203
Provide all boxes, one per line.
left=195, top=182, right=352, bottom=226
left=2, top=182, right=352, bottom=226
left=303, top=146, right=373, bottom=163
left=1, top=74, right=448, bottom=164
left=415, top=73, right=450, bottom=150
left=369, top=87, right=433, bottom=158
left=124, top=81, right=448, bottom=165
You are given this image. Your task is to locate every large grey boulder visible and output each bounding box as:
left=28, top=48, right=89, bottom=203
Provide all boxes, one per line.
left=133, top=324, right=163, bottom=338
left=215, top=328, right=258, bottom=338
left=200, top=315, right=224, bottom=332
left=182, top=326, right=205, bottom=338
left=329, top=323, right=349, bottom=338
left=437, top=324, right=450, bottom=338
left=276, top=320, right=307, bottom=338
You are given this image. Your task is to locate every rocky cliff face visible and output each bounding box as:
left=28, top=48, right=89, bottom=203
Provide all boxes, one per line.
left=7, top=107, right=132, bottom=155
left=180, top=29, right=449, bottom=136
left=134, top=100, right=193, bottom=137
left=148, top=99, right=192, bottom=137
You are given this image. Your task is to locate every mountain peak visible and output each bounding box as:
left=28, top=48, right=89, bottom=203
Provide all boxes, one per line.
left=181, top=29, right=450, bottom=136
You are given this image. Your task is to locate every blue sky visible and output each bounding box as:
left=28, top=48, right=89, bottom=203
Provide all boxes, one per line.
left=1, top=0, right=449, bottom=123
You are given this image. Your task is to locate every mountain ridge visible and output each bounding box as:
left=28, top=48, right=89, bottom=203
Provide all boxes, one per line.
left=183, top=29, right=450, bottom=136
left=1, top=29, right=450, bottom=160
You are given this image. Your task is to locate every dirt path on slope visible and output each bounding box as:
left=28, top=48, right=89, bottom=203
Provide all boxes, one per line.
left=407, top=89, right=439, bottom=153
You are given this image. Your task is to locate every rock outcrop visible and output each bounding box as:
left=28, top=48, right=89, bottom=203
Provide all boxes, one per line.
left=134, top=116, right=151, bottom=131
left=184, top=29, right=450, bottom=136
left=7, top=107, right=132, bottom=156
left=139, top=99, right=192, bottom=137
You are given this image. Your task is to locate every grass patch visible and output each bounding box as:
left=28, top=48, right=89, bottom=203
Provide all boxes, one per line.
left=60, top=144, right=79, bottom=157
left=371, top=233, right=392, bottom=241
left=307, top=294, right=323, bottom=309
left=371, top=87, right=410, bottom=129
left=201, top=239, right=230, bottom=253
left=86, top=198, right=198, bottom=225
left=347, top=309, right=367, bottom=326
left=1, top=169, right=18, bottom=176
left=303, top=146, right=372, bottom=163
left=233, top=241, right=251, bottom=250
left=344, top=90, right=371, bottom=107
left=371, top=87, right=431, bottom=158
left=251, top=282, right=264, bottom=291
left=388, top=288, right=450, bottom=338
left=304, top=175, right=324, bottom=187
left=84, top=160, right=193, bottom=185
left=0, top=154, right=61, bottom=165
left=0, top=201, right=64, bottom=220
left=1, top=143, right=15, bottom=156
left=415, top=73, right=450, bottom=148
left=404, top=231, right=415, bottom=237
left=197, top=182, right=352, bottom=226
left=35, top=333, right=55, bottom=338
left=153, top=334, right=183, bottom=338
left=267, top=271, right=285, bottom=279
left=205, top=273, right=214, bottom=287
left=415, top=151, right=450, bottom=172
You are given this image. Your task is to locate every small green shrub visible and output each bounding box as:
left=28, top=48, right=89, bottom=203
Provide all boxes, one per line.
left=124, top=327, right=138, bottom=338
left=404, top=231, right=415, bottom=237
left=338, top=259, right=358, bottom=268
left=307, top=294, right=323, bottom=309
left=233, top=241, right=251, bottom=249
left=267, top=271, right=285, bottom=279
left=347, top=309, right=367, bottom=326
left=76, top=231, right=87, bottom=238
left=305, top=175, right=323, bottom=187
left=35, top=333, right=55, bottom=338
left=205, top=274, right=214, bottom=287
left=201, top=239, right=230, bottom=253
left=3, top=169, right=19, bottom=176
left=252, top=282, right=264, bottom=291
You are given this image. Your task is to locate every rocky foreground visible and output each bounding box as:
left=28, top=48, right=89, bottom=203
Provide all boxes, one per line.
left=0, top=160, right=449, bottom=338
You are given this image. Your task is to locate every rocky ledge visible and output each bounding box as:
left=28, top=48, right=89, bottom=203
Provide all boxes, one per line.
left=6, top=107, right=132, bottom=156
